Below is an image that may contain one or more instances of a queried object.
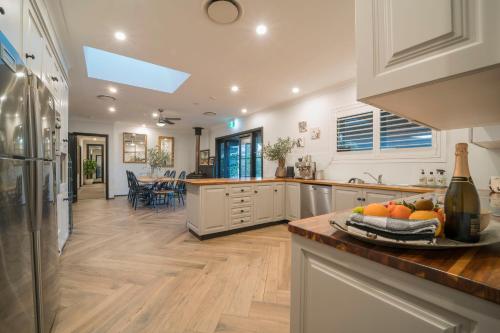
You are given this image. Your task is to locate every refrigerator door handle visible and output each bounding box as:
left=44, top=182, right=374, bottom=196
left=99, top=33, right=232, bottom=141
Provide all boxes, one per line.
left=28, top=159, right=43, bottom=231
left=27, top=75, right=42, bottom=159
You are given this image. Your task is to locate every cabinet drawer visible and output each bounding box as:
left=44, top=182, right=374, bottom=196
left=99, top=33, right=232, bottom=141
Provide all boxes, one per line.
left=231, top=206, right=252, bottom=215
left=231, top=196, right=252, bottom=206
left=230, top=185, right=252, bottom=196
left=231, top=215, right=252, bottom=225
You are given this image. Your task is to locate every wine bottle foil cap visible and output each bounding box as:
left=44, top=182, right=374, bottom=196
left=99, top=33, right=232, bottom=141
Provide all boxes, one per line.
left=455, top=143, right=468, bottom=155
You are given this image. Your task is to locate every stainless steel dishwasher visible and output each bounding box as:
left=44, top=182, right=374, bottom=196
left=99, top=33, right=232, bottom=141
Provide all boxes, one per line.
left=300, top=184, right=332, bottom=218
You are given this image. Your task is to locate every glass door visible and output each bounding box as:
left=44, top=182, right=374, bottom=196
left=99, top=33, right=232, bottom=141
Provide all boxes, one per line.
left=216, top=128, right=263, bottom=178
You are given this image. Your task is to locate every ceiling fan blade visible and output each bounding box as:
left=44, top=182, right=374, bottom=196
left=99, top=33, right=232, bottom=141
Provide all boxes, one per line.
left=165, top=120, right=175, bottom=125
left=165, top=117, right=181, bottom=121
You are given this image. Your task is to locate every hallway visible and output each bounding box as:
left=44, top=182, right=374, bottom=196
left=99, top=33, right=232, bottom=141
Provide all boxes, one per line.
left=77, top=183, right=106, bottom=200
left=53, top=197, right=291, bottom=333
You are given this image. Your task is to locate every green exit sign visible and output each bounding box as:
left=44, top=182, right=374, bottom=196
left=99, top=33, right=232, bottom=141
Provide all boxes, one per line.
left=227, top=119, right=236, bottom=129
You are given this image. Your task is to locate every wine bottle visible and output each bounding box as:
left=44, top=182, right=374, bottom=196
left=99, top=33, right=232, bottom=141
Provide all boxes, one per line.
left=444, top=143, right=480, bottom=243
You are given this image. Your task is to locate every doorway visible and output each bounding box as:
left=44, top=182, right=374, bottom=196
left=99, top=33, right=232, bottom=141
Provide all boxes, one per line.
left=216, top=128, right=263, bottom=178
left=69, top=132, right=109, bottom=202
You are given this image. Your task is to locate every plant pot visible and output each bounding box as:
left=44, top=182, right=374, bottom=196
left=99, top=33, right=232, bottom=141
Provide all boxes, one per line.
left=84, top=178, right=94, bottom=185
left=275, top=160, right=287, bottom=178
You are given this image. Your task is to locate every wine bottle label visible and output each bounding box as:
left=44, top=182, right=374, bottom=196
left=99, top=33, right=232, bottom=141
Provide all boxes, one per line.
left=470, top=217, right=480, bottom=236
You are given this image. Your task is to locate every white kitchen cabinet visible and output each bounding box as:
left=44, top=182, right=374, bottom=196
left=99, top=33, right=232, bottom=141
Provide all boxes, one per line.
left=332, top=186, right=403, bottom=210
left=200, top=185, right=229, bottom=234
left=253, top=183, right=275, bottom=224
left=273, top=183, right=285, bottom=220
left=291, top=235, right=497, bottom=333
left=356, top=0, right=500, bottom=129
left=22, top=2, right=44, bottom=78
left=331, top=186, right=363, bottom=212
left=363, top=189, right=401, bottom=205
left=0, top=0, right=23, bottom=53
left=471, top=125, right=500, bottom=149
left=286, top=183, right=300, bottom=221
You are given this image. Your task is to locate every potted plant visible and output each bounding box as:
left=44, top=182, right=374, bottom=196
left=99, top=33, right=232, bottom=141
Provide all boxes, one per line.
left=147, top=147, right=170, bottom=176
left=83, top=159, right=97, bottom=185
left=263, top=137, right=296, bottom=178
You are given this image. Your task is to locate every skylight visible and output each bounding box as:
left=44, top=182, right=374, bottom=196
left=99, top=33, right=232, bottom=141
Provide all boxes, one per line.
left=83, top=46, right=190, bottom=93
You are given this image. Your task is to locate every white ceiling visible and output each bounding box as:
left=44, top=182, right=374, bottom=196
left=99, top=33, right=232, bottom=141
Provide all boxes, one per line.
left=50, top=0, right=355, bottom=129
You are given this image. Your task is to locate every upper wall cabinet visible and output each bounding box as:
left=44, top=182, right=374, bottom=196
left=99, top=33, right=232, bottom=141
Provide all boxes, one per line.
left=0, top=0, right=23, bottom=52
left=23, top=3, right=44, bottom=78
left=356, top=0, right=500, bottom=130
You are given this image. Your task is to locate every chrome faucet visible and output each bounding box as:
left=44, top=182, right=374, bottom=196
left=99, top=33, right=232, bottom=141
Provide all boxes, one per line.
left=364, top=172, right=383, bottom=184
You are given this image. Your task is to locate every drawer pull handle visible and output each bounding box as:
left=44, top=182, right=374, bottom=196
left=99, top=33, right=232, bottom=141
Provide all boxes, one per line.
left=254, top=190, right=258, bottom=194
left=274, top=189, right=278, bottom=192
left=240, top=199, right=244, bottom=202
left=25, top=53, right=35, bottom=60
left=241, top=189, right=244, bottom=192
left=226, top=193, right=229, bottom=196
left=240, top=219, right=244, bottom=223
left=240, top=209, right=244, bottom=213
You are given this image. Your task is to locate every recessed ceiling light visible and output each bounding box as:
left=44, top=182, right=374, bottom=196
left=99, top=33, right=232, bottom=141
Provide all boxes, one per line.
left=108, top=107, right=116, bottom=112
left=231, top=85, right=239, bottom=92
left=93, top=138, right=97, bottom=141
left=241, top=108, right=247, bottom=114
left=256, top=24, right=268, bottom=35
left=142, top=124, right=146, bottom=128
left=109, top=86, right=117, bottom=93
left=292, top=87, right=300, bottom=94
left=114, top=31, right=127, bottom=41
left=152, top=112, right=158, bottom=118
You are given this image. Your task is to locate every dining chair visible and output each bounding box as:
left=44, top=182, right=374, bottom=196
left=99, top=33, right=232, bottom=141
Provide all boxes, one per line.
left=170, top=171, right=186, bottom=207
left=151, top=181, right=173, bottom=212
left=130, top=172, right=151, bottom=210
left=164, top=170, right=171, bottom=177
left=167, top=170, right=177, bottom=189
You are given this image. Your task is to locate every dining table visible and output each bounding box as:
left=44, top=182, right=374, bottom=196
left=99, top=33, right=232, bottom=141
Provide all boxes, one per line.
left=137, top=176, right=174, bottom=184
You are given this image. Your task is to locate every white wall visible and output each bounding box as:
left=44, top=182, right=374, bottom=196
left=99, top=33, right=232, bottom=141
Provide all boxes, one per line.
left=69, top=117, right=196, bottom=197
left=209, top=80, right=500, bottom=190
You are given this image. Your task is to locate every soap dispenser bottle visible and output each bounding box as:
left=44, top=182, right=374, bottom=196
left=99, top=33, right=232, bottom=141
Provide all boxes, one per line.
left=436, top=169, right=447, bottom=187
left=427, top=171, right=436, bottom=186
left=418, top=169, right=427, bottom=186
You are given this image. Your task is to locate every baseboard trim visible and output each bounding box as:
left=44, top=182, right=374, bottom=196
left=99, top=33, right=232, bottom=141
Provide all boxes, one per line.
left=188, top=220, right=289, bottom=240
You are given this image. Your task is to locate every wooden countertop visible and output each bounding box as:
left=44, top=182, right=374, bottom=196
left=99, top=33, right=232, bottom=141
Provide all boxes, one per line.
left=183, top=177, right=436, bottom=193
left=288, top=191, right=500, bottom=305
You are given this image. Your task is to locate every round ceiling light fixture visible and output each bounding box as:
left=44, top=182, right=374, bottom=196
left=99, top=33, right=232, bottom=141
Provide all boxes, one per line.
left=206, top=0, right=241, bottom=24
left=97, top=95, right=117, bottom=102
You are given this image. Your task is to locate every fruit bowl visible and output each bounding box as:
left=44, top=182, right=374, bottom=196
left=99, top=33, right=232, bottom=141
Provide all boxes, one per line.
left=331, top=197, right=500, bottom=249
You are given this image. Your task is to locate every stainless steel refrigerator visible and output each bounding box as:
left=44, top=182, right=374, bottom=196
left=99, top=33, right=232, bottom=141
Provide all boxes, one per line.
left=0, top=32, right=59, bottom=333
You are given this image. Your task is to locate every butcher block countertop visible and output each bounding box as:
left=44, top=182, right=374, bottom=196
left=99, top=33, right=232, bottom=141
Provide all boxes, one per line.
left=288, top=191, right=500, bottom=305
left=183, top=177, right=436, bottom=193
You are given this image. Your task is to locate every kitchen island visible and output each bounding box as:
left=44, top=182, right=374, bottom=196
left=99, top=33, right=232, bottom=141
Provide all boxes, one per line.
left=288, top=192, right=500, bottom=333
left=183, top=178, right=433, bottom=239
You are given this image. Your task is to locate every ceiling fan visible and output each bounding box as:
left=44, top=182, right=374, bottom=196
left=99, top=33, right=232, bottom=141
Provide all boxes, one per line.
left=156, top=109, right=181, bottom=127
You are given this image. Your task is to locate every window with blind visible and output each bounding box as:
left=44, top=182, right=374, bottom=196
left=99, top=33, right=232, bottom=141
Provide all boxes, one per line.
left=335, top=107, right=436, bottom=157
left=336, top=111, right=374, bottom=152
left=380, top=111, right=432, bottom=149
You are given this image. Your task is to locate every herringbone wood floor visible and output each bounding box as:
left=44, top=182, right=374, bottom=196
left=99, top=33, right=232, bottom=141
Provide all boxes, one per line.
left=52, top=197, right=291, bottom=333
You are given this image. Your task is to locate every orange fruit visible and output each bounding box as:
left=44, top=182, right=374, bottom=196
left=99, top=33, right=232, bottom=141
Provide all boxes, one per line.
left=409, top=210, right=442, bottom=237
left=409, top=210, right=438, bottom=220
left=389, top=205, right=412, bottom=219
left=363, top=203, right=390, bottom=217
